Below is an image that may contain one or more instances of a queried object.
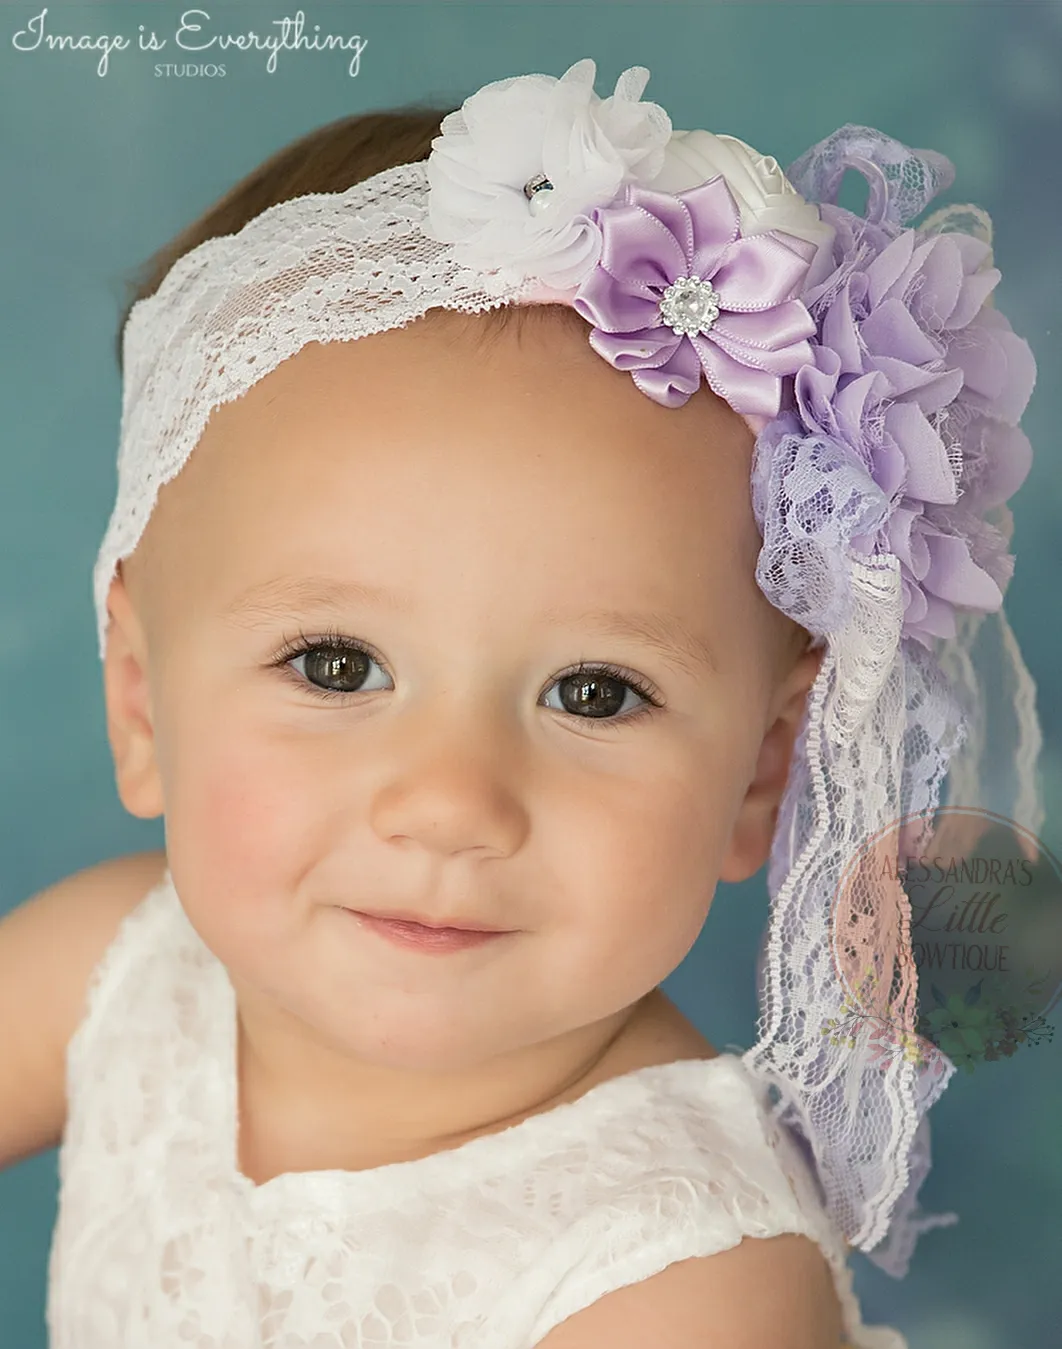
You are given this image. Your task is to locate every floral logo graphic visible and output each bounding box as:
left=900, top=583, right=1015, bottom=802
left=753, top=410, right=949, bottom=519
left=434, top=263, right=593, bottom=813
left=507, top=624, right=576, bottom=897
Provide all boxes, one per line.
left=821, top=963, right=1055, bottom=1075
left=918, top=973, right=1055, bottom=1073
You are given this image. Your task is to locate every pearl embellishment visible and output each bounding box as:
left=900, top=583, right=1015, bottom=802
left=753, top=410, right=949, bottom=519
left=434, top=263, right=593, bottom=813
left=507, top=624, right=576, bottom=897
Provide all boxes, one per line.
left=523, top=172, right=555, bottom=216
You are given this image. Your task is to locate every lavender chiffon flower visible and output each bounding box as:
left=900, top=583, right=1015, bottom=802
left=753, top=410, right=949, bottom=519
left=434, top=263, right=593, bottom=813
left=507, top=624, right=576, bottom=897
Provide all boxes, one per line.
left=787, top=202, right=1036, bottom=646
left=570, top=177, right=818, bottom=417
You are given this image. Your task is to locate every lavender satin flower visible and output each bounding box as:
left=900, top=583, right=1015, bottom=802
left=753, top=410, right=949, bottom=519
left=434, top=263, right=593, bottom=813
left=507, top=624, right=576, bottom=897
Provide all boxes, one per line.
left=571, top=177, right=818, bottom=416
left=791, top=203, right=1036, bottom=645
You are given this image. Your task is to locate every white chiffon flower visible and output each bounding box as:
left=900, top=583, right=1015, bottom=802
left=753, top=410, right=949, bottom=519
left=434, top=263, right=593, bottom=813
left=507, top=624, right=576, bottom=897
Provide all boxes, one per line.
left=652, top=129, right=837, bottom=288
left=426, top=58, right=672, bottom=289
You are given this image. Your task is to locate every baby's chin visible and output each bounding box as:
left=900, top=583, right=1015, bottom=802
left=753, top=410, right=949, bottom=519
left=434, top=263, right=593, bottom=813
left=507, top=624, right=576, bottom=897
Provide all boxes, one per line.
left=208, top=890, right=657, bottom=1081
left=255, top=947, right=570, bottom=1074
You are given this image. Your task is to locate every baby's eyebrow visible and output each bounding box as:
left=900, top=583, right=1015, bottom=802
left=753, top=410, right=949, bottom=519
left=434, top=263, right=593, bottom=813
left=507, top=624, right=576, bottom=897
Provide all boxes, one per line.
left=540, top=604, right=719, bottom=679
left=222, top=574, right=718, bottom=679
left=224, top=574, right=411, bottom=623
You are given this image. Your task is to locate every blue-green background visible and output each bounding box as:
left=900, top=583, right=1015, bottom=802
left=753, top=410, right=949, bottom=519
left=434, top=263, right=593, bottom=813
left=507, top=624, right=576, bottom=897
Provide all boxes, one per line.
left=1, top=2, right=1060, bottom=1345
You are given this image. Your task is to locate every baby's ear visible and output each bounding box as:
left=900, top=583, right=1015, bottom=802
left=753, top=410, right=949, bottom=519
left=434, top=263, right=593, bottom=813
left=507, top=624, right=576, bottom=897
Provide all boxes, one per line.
left=101, top=567, right=165, bottom=821
left=718, top=645, right=824, bottom=884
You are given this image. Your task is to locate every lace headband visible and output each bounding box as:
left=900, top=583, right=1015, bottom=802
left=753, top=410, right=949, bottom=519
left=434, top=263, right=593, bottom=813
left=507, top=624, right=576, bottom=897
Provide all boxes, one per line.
left=95, top=59, right=1043, bottom=1275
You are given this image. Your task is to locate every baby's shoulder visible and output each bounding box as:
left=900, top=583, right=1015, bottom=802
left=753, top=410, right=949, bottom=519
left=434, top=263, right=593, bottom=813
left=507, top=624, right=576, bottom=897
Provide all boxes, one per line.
left=0, top=848, right=167, bottom=1168
left=29, top=849, right=169, bottom=1040
left=533, top=1230, right=846, bottom=1348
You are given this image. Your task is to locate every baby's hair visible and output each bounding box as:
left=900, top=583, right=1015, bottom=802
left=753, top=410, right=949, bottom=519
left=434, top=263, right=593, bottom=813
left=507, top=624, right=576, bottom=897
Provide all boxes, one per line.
left=114, top=103, right=588, bottom=370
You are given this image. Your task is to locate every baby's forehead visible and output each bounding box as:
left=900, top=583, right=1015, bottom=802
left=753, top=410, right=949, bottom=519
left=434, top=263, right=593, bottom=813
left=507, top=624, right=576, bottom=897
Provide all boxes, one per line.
left=197, top=306, right=751, bottom=472
left=140, top=310, right=760, bottom=603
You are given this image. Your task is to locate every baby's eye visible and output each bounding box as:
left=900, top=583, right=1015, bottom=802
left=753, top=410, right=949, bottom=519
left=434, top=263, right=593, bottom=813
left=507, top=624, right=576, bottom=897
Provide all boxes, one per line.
left=282, top=639, right=391, bottom=699
left=275, top=637, right=660, bottom=724
left=542, top=665, right=657, bottom=722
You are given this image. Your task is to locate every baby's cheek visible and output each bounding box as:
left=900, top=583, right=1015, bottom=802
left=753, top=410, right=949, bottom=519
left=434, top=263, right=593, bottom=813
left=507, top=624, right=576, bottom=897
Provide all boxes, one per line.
left=176, top=711, right=318, bottom=865
left=163, top=729, right=319, bottom=953
left=649, top=743, right=736, bottom=868
left=580, top=773, right=729, bottom=982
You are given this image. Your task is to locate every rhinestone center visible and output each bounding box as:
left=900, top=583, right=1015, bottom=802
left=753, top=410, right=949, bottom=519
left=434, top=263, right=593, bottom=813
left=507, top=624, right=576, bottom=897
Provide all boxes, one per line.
left=658, top=275, right=721, bottom=337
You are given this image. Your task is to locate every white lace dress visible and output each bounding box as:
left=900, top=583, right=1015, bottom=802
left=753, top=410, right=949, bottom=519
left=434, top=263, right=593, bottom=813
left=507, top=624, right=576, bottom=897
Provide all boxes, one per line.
left=46, top=869, right=907, bottom=1349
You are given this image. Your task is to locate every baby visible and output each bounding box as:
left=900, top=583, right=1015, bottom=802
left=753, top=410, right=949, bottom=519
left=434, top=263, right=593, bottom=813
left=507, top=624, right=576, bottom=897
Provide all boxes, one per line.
left=119, top=308, right=817, bottom=1115
left=0, top=59, right=1036, bottom=1350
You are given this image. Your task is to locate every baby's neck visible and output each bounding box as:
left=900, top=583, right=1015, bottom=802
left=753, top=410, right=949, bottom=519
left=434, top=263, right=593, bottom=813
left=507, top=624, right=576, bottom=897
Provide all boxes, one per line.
left=233, top=986, right=713, bottom=1185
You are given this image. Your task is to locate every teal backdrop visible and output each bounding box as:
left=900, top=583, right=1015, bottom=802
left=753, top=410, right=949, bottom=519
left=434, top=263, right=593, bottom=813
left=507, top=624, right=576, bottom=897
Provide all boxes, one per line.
left=1, top=2, right=1060, bottom=1346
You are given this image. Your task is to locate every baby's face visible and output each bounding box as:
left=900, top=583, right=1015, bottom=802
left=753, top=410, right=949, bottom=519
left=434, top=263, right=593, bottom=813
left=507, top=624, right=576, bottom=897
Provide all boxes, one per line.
left=109, top=308, right=817, bottom=1072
